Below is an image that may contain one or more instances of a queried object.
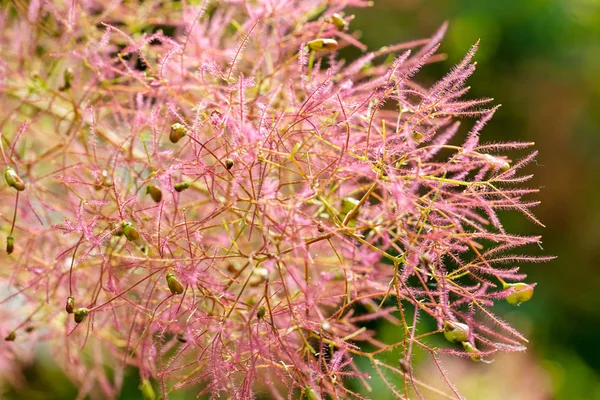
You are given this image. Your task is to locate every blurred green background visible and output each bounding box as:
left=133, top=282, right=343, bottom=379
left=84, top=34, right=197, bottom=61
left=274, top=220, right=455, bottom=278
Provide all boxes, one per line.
left=345, top=0, right=600, bottom=398
left=3, top=0, right=600, bottom=398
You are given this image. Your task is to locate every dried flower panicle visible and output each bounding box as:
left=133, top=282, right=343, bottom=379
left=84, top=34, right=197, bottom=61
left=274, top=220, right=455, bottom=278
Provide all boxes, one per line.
left=0, top=0, right=550, bottom=398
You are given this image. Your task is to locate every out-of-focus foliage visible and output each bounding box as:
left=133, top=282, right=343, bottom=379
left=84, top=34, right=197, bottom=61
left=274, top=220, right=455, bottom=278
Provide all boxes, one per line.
left=345, top=0, right=600, bottom=398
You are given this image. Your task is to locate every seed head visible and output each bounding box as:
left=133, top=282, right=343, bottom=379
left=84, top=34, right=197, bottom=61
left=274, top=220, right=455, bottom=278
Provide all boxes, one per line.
left=74, top=308, right=89, bottom=324
left=443, top=320, right=470, bottom=343
left=65, top=296, right=75, bottom=314
left=170, top=123, right=187, bottom=143
left=166, top=272, right=184, bottom=295
left=5, top=167, right=25, bottom=191
left=307, top=38, right=338, bottom=51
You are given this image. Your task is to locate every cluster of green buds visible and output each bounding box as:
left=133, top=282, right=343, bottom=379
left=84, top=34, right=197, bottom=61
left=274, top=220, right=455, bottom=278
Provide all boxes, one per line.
left=5, top=166, right=25, bottom=191
left=307, top=38, right=338, bottom=52
left=169, top=122, right=188, bottom=143
left=146, top=184, right=162, bottom=202
left=166, top=272, right=184, bottom=295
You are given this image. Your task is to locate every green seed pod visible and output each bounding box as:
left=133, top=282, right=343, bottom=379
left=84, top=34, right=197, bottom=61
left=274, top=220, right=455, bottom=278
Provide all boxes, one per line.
left=174, top=182, right=190, bottom=192
left=257, top=306, right=266, bottom=320
left=139, top=379, right=156, bottom=400
left=341, top=197, right=360, bottom=215
left=5, top=167, right=25, bottom=191
left=412, top=130, right=424, bottom=141
left=122, top=222, right=140, bottom=241
left=505, top=282, right=534, bottom=305
left=4, top=331, right=16, bottom=341
left=166, top=272, right=184, bottom=295
left=146, top=185, right=162, bottom=203
left=74, top=307, right=89, bottom=323
left=462, top=341, right=482, bottom=362
left=6, top=236, right=14, bottom=254
left=176, top=333, right=188, bottom=343
left=169, top=123, right=187, bottom=143
left=307, top=38, right=338, bottom=51
left=225, top=158, right=234, bottom=170
left=59, top=67, right=74, bottom=91
left=331, top=13, right=348, bottom=30
left=65, top=296, right=75, bottom=314
left=443, top=320, right=470, bottom=343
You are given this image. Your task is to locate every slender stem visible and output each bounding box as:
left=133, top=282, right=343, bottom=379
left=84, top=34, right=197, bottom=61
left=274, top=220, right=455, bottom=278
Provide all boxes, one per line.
left=9, top=191, right=19, bottom=236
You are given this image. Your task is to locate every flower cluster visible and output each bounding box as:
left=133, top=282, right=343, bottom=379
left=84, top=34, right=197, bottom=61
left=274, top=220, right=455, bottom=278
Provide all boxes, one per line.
left=0, top=0, right=549, bottom=398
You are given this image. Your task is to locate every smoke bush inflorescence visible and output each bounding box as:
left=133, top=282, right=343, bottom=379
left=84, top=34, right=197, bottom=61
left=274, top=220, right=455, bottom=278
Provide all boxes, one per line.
left=0, top=1, right=550, bottom=398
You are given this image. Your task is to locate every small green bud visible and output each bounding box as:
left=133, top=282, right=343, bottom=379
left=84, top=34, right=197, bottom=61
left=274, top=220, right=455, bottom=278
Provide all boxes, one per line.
left=4, top=331, right=16, bottom=341
left=412, top=130, right=424, bottom=141
left=462, top=341, right=482, bottom=362
left=225, top=158, right=234, bottom=170
left=74, top=307, right=89, bottom=323
left=307, top=38, right=338, bottom=51
left=257, top=306, right=266, bottom=320
left=5, top=167, right=25, bottom=191
left=331, top=13, right=348, bottom=30
left=169, top=123, right=187, bottom=143
left=443, top=320, right=470, bottom=343
left=505, top=282, right=534, bottom=305
left=122, top=222, right=140, bottom=241
left=166, top=272, right=184, bottom=295
left=146, top=185, right=162, bottom=203
left=246, top=296, right=257, bottom=306
left=59, top=67, right=74, bottom=91
left=139, top=379, right=156, bottom=400
left=174, top=182, right=190, bottom=192
left=6, top=236, right=14, bottom=254
left=65, top=296, right=75, bottom=314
